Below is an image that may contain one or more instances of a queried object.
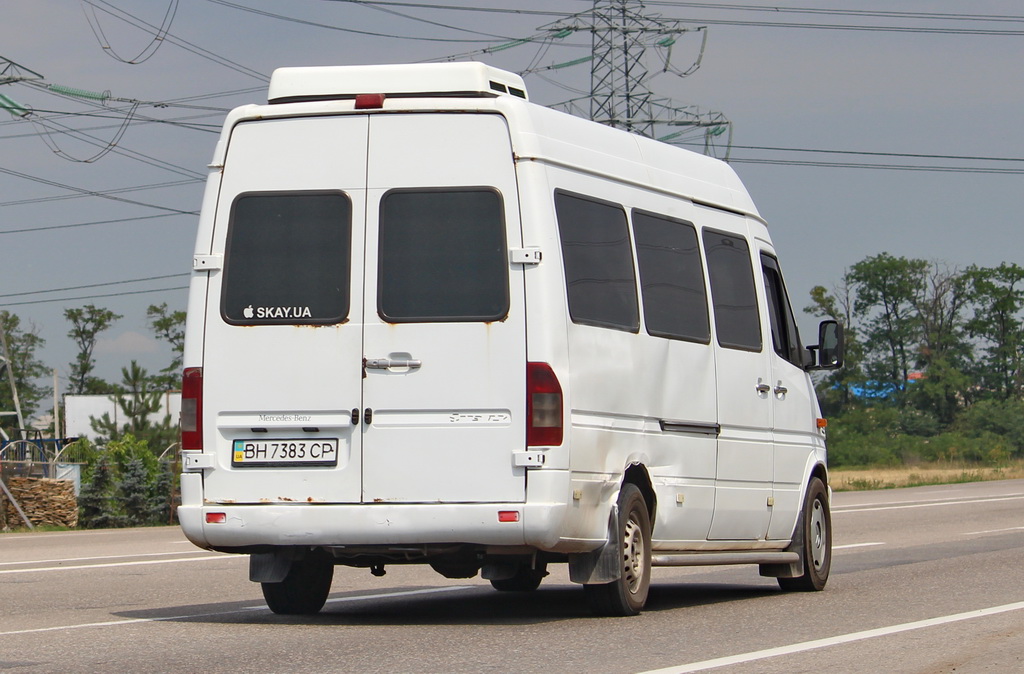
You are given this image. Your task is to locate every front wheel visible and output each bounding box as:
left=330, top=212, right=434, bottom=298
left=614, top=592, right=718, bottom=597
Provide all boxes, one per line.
left=778, top=477, right=831, bottom=592
left=584, top=483, right=652, bottom=616
left=261, top=549, right=334, bottom=614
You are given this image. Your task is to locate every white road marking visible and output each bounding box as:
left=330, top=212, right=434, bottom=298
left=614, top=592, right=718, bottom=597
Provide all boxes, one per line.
left=0, top=551, right=220, bottom=567
left=0, top=555, right=232, bottom=575
left=964, top=526, right=1024, bottom=536
left=638, top=601, right=1024, bottom=673
left=834, top=494, right=1024, bottom=514
left=833, top=492, right=1024, bottom=510
left=0, top=586, right=475, bottom=637
left=833, top=542, right=884, bottom=550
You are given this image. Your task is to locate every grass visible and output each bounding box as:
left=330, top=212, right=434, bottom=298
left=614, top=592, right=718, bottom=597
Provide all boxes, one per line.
left=831, top=459, right=1024, bottom=491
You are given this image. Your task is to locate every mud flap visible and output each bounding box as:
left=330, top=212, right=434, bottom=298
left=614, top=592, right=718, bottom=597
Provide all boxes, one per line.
left=759, top=509, right=806, bottom=579
left=567, top=505, right=622, bottom=584
left=250, top=548, right=304, bottom=583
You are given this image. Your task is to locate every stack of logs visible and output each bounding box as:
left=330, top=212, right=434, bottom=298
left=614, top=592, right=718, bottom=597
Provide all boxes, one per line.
left=0, top=477, right=78, bottom=529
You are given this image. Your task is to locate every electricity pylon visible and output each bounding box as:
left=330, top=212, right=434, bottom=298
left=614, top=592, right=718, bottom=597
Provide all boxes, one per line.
left=0, top=56, right=43, bottom=86
left=546, top=0, right=732, bottom=158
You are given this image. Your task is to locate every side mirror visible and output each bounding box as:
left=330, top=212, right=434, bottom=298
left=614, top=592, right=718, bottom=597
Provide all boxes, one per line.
left=809, top=320, right=844, bottom=370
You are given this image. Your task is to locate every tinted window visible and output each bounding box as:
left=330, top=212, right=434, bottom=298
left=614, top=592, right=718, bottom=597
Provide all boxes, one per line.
left=632, top=210, right=710, bottom=342
left=222, top=191, right=351, bottom=325
left=378, top=189, right=508, bottom=322
left=555, top=191, right=639, bottom=332
left=702, top=229, right=761, bottom=350
left=762, top=254, right=804, bottom=366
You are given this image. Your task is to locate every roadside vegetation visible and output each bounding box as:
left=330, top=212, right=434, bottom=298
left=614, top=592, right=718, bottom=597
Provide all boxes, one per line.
left=808, top=255, right=1024, bottom=479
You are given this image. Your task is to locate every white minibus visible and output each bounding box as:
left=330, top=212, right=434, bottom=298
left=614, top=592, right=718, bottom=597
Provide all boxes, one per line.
left=178, top=62, right=844, bottom=616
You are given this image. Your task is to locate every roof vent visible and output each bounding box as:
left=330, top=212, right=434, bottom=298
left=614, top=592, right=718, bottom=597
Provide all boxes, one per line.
left=268, top=62, right=529, bottom=105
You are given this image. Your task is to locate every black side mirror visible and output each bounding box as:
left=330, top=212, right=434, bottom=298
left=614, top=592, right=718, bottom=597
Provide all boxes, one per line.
left=809, top=320, right=844, bottom=370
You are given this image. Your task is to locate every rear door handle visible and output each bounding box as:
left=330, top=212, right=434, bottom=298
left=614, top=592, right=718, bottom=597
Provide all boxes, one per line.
left=364, top=358, right=422, bottom=371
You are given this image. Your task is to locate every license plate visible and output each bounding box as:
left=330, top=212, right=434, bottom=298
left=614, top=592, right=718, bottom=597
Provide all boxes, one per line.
left=232, top=439, right=339, bottom=467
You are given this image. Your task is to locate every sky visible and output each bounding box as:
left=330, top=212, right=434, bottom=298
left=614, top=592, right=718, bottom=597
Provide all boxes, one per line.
left=2, top=0, right=1022, bottom=399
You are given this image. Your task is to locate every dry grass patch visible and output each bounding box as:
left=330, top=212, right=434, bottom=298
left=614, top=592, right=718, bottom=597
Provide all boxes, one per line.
left=831, top=460, right=1024, bottom=491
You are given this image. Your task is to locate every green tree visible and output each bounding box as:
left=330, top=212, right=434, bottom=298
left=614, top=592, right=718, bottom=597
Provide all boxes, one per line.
left=146, top=303, right=186, bottom=389
left=848, top=253, right=929, bottom=402
left=90, top=361, right=177, bottom=452
left=65, top=304, right=122, bottom=395
left=0, top=311, right=48, bottom=434
left=77, top=455, right=128, bottom=529
left=908, top=263, right=971, bottom=424
left=962, top=263, right=1024, bottom=400
left=805, top=276, right=865, bottom=415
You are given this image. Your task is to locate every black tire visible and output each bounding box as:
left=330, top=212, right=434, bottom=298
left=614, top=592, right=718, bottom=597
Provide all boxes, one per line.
left=584, top=483, right=652, bottom=616
left=490, top=563, right=548, bottom=592
left=778, top=477, right=831, bottom=592
left=261, top=549, right=335, bottom=615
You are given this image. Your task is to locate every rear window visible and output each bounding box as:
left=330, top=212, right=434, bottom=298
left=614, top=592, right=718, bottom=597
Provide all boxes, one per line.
left=378, top=188, right=509, bottom=322
left=221, top=191, right=352, bottom=325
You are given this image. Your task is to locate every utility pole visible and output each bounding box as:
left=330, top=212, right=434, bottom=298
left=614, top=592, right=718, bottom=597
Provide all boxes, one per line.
left=546, top=0, right=732, bottom=158
left=0, top=319, right=27, bottom=442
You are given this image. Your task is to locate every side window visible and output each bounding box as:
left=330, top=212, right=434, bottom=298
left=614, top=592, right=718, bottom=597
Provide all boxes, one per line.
left=761, top=254, right=804, bottom=367
left=378, top=188, right=509, bottom=322
left=554, top=190, right=639, bottom=332
left=222, top=191, right=352, bottom=325
left=702, top=228, right=762, bottom=351
left=632, top=210, right=710, bottom=342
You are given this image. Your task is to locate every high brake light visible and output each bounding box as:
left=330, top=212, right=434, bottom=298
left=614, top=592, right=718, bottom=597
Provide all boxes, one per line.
left=527, top=362, right=563, bottom=447
left=181, top=367, right=203, bottom=450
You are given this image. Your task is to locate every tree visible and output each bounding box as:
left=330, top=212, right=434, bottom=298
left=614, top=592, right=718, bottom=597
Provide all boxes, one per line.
left=805, top=276, right=865, bottom=414
left=90, top=361, right=177, bottom=452
left=0, top=311, right=48, bottom=434
left=908, top=262, right=971, bottom=424
left=848, top=253, right=929, bottom=402
left=962, top=263, right=1024, bottom=400
left=65, top=304, right=122, bottom=395
left=146, top=303, right=186, bottom=389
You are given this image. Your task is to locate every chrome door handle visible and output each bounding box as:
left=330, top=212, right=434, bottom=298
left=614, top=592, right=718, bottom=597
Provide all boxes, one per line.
left=756, top=379, right=771, bottom=394
left=774, top=382, right=788, bottom=395
left=365, top=358, right=422, bottom=370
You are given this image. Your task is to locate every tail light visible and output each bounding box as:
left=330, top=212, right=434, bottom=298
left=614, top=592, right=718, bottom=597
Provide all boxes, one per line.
left=527, top=362, right=562, bottom=447
left=181, top=367, right=203, bottom=450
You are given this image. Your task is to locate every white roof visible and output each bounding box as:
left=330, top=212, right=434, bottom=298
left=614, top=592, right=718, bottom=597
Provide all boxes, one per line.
left=268, top=62, right=529, bottom=103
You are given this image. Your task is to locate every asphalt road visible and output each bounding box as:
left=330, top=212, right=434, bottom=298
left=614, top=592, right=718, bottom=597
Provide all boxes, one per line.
left=2, top=479, right=1023, bottom=673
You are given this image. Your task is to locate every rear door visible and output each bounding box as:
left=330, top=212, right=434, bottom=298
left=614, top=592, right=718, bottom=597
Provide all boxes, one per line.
left=202, top=112, right=526, bottom=505
left=361, top=114, right=527, bottom=503
left=202, top=116, right=368, bottom=504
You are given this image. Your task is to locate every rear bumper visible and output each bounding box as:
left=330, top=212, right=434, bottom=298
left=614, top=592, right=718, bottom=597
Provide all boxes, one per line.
left=178, top=501, right=568, bottom=551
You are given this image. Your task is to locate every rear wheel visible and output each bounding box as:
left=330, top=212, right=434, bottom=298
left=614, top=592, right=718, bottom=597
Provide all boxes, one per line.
left=261, top=549, right=334, bottom=614
left=490, top=563, right=548, bottom=592
left=584, top=483, right=652, bottom=616
left=778, top=477, right=831, bottom=592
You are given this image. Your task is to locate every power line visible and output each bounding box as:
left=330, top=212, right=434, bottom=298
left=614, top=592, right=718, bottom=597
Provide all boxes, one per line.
left=0, top=165, right=197, bottom=215
left=327, top=1, right=1024, bottom=36
left=206, top=0, right=524, bottom=42
left=727, top=144, right=1024, bottom=163
left=0, top=286, right=188, bottom=308
left=81, top=0, right=268, bottom=81
left=0, top=178, right=200, bottom=208
left=0, top=212, right=191, bottom=236
left=728, top=158, right=1024, bottom=174
left=0, top=273, right=188, bottom=299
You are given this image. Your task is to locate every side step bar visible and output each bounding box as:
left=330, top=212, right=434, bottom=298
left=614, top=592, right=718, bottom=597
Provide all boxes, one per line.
left=651, top=551, right=799, bottom=567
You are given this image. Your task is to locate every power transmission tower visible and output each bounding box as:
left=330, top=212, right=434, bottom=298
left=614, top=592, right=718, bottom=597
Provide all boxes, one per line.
left=546, top=0, right=732, bottom=158
left=0, top=56, right=43, bottom=86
